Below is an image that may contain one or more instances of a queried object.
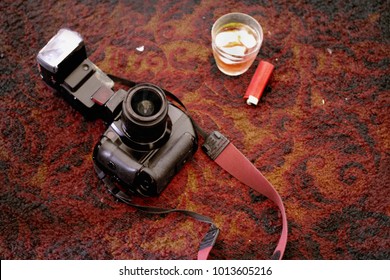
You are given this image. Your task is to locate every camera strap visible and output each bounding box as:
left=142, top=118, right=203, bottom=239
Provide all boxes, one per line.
left=201, top=132, right=287, bottom=260
left=104, top=74, right=288, bottom=260
left=94, top=163, right=220, bottom=259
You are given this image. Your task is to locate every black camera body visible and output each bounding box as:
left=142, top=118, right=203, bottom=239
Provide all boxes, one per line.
left=37, top=29, right=197, bottom=196
left=93, top=83, right=197, bottom=197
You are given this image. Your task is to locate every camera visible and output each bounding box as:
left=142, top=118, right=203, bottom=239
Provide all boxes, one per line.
left=37, top=29, right=198, bottom=196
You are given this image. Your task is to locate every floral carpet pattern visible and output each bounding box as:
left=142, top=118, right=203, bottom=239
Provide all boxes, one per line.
left=1, top=0, right=389, bottom=259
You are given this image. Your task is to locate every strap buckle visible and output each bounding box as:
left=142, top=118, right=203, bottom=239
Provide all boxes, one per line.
left=202, top=131, right=230, bottom=160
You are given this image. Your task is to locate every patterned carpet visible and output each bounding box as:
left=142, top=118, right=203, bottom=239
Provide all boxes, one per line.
left=1, top=0, right=389, bottom=259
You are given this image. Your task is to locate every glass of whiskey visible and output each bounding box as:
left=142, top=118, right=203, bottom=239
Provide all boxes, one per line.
left=211, top=13, right=263, bottom=76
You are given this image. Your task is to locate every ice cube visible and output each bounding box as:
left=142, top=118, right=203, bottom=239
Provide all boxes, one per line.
left=239, top=30, right=257, bottom=49
left=215, top=31, right=239, bottom=47
left=221, top=45, right=246, bottom=56
left=219, top=56, right=235, bottom=64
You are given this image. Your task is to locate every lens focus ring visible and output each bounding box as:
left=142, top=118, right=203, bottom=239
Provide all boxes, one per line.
left=121, top=83, right=171, bottom=148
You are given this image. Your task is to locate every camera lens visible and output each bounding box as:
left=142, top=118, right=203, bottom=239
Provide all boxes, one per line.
left=131, top=89, right=162, bottom=117
left=136, top=100, right=154, bottom=116
left=121, top=84, right=172, bottom=150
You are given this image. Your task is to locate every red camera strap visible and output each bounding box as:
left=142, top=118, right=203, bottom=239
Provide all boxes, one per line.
left=208, top=142, right=287, bottom=260
left=199, top=131, right=287, bottom=260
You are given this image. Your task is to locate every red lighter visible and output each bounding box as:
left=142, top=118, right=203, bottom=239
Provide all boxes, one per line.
left=244, top=61, right=274, bottom=106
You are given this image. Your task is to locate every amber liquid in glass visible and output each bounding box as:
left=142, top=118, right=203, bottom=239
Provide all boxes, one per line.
left=213, top=22, right=260, bottom=75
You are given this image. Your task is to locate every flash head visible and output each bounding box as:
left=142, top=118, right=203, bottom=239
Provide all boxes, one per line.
left=37, top=29, right=87, bottom=85
left=37, top=29, right=83, bottom=73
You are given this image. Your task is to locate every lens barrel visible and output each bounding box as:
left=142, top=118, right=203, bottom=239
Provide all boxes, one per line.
left=121, top=84, right=171, bottom=150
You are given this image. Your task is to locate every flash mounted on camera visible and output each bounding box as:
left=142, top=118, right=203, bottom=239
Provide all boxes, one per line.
left=37, top=29, right=287, bottom=260
left=37, top=29, right=122, bottom=122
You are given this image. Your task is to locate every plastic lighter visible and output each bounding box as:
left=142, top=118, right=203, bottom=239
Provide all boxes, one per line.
left=244, top=61, right=274, bottom=106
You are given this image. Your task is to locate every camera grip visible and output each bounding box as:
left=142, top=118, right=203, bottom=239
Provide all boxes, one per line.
left=93, top=137, right=142, bottom=185
left=140, top=132, right=196, bottom=195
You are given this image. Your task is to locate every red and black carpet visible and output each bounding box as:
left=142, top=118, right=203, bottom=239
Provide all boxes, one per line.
left=1, top=0, right=389, bottom=259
